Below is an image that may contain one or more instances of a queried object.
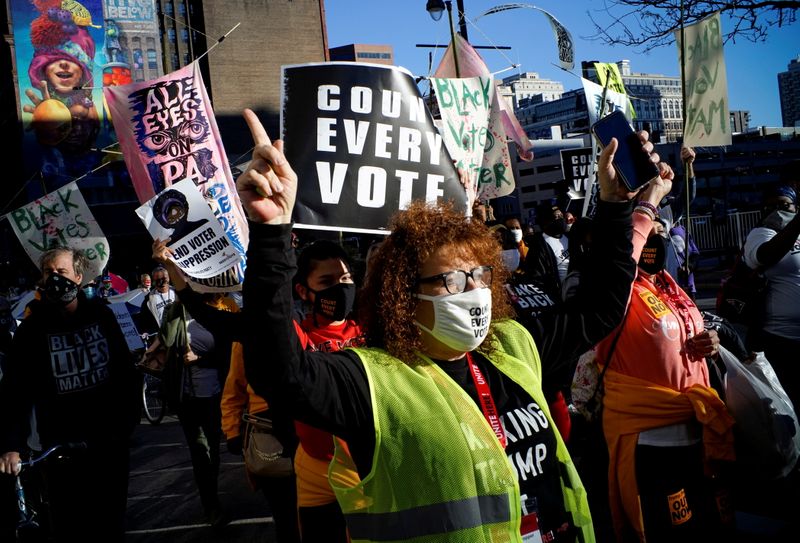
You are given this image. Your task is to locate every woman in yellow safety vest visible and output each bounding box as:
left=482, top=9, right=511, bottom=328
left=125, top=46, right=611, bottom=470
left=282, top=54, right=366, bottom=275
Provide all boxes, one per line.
left=235, top=109, right=671, bottom=543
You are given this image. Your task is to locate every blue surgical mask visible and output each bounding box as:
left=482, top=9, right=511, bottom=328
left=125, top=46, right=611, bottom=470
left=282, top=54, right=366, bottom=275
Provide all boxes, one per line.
left=83, top=285, right=96, bottom=300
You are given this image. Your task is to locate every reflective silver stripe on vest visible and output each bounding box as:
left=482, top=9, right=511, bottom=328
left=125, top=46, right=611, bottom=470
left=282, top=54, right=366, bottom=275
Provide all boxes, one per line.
left=344, top=493, right=511, bottom=541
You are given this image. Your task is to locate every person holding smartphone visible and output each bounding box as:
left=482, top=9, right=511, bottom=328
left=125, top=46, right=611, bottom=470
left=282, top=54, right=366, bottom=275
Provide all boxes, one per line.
left=594, top=201, right=733, bottom=543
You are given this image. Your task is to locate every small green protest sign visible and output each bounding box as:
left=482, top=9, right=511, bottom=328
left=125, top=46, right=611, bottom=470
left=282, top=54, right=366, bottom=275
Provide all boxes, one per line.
left=8, top=182, right=109, bottom=281
left=432, top=76, right=494, bottom=198
left=676, top=12, right=731, bottom=147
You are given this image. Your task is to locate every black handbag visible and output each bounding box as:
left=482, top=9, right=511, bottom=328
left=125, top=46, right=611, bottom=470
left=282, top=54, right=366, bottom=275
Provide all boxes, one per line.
left=242, top=413, right=294, bottom=478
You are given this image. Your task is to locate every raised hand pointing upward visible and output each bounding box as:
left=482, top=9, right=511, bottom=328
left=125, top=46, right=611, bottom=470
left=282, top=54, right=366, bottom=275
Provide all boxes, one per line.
left=236, top=109, right=298, bottom=225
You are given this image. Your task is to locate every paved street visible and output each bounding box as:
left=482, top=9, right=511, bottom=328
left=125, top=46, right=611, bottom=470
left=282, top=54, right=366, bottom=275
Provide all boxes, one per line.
left=125, top=415, right=278, bottom=542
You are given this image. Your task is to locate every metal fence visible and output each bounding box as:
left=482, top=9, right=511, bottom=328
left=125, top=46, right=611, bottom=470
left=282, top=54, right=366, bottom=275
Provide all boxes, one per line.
left=688, top=210, right=762, bottom=252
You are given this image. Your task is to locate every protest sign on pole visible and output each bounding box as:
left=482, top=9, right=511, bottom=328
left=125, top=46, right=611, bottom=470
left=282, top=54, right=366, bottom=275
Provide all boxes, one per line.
left=560, top=148, right=594, bottom=201
left=281, top=62, right=467, bottom=233
left=135, top=178, right=240, bottom=279
left=582, top=78, right=636, bottom=127
left=676, top=12, right=731, bottom=147
left=108, top=302, right=145, bottom=352
left=431, top=76, right=492, bottom=195
left=435, top=34, right=534, bottom=199
left=104, top=62, right=248, bottom=291
left=593, top=63, right=636, bottom=120
left=7, top=182, right=109, bottom=282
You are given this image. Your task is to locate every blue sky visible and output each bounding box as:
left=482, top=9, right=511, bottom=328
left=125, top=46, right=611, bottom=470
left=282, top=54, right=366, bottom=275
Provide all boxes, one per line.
left=326, top=0, right=798, bottom=127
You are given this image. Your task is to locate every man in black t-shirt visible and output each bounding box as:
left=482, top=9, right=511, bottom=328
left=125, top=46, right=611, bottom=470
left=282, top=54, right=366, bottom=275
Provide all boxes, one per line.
left=0, top=247, right=140, bottom=540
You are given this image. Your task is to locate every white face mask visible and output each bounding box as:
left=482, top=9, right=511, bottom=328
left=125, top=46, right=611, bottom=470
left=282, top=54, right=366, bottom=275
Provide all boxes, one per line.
left=502, top=249, right=520, bottom=272
left=510, top=228, right=523, bottom=243
left=414, top=287, right=492, bottom=353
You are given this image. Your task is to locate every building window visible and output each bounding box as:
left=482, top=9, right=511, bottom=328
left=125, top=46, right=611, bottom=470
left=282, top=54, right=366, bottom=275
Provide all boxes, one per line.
left=184, top=53, right=191, bottom=66
left=147, top=49, right=158, bottom=69
left=181, top=28, right=189, bottom=42
left=165, top=2, right=174, bottom=15
left=171, top=53, right=179, bottom=70
left=132, top=48, right=143, bottom=70
left=168, top=28, right=176, bottom=42
left=178, top=2, right=186, bottom=16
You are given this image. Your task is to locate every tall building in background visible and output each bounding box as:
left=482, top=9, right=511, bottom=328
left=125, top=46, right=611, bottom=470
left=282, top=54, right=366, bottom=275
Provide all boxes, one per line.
left=730, top=110, right=751, bottom=133
left=329, top=43, right=394, bottom=65
left=496, top=72, right=564, bottom=110
left=778, top=56, right=800, bottom=128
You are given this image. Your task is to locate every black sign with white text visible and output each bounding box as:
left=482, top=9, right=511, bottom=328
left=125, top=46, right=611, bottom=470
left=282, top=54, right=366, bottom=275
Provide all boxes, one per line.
left=559, top=147, right=593, bottom=201
left=281, top=62, right=466, bottom=233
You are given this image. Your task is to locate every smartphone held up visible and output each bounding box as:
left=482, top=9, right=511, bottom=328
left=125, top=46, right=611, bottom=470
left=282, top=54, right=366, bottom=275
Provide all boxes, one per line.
left=591, top=110, right=659, bottom=193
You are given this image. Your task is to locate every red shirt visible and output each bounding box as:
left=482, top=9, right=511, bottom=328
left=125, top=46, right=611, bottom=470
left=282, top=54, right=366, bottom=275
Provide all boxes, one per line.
left=294, top=318, right=364, bottom=460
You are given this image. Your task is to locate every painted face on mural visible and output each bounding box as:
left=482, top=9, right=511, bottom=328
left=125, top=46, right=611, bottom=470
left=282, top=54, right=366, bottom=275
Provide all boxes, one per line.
left=45, top=59, right=83, bottom=95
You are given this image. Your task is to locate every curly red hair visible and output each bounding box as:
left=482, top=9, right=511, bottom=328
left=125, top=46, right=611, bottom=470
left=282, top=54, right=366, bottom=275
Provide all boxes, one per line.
left=358, top=201, right=513, bottom=363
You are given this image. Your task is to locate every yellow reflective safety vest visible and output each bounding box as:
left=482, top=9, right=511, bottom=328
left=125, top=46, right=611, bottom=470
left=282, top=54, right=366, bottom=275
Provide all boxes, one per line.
left=330, top=319, right=594, bottom=543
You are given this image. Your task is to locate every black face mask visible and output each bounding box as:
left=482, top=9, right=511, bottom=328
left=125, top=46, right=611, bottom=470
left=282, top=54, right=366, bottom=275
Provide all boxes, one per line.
left=44, top=273, right=80, bottom=305
left=639, top=235, right=667, bottom=275
left=545, top=217, right=567, bottom=237
left=309, top=283, right=356, bottom=321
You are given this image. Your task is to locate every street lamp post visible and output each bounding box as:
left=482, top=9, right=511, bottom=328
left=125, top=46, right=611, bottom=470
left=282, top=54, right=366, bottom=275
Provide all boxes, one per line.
left=426, top=0, right=466, bottom=76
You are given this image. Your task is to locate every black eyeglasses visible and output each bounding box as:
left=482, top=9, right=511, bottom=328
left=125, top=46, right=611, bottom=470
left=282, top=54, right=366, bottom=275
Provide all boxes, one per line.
left=417, top=266, right=493, bottom=295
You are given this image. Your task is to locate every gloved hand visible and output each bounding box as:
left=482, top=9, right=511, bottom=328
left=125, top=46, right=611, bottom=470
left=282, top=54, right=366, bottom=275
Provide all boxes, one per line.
left=227, top=435, right=243, bottom=456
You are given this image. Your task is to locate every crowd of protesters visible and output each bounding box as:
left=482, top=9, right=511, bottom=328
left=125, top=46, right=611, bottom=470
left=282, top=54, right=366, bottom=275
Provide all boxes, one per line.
left=0, top=105, right=798, bottom=543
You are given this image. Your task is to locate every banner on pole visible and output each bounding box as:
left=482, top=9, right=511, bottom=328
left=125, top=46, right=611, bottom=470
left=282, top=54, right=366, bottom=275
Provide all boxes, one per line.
left=593, top=63, right=636, bottom=120
left=431, top=76, right=492, bottom=197
left=676, top=12, right=731, bottom=147
left=104, top=62, right=248, bottom=290
left=135, top=178, right=240, bottom=279
left=435, top=34, right=534, bottom=200
left=582, top=78, right=635, bottom=127
left=281, top=62, right=467, bottom=233
left=477, top=4, right=574, bottom=71
left=7, top=182, right=109, bottom=282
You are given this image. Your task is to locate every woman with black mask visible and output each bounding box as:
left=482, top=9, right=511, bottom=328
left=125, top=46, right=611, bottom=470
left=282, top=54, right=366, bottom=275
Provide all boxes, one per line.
left=594, top=210, right=734, bottom=543
left=290, top=240, right=365, bottom=543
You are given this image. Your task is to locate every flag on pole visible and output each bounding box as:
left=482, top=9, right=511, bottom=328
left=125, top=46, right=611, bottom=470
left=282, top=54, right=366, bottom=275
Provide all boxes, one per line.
left=434, top=33, right=533, bottom=200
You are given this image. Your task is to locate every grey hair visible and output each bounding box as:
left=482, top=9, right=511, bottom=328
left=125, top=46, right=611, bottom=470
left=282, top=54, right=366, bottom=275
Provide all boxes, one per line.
left=39, top=246, right=87, bottom=280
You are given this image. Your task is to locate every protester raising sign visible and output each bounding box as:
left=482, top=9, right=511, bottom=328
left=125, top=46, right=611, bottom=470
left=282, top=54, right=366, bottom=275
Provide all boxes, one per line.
left=136, top=178, right=240, bottom=279
left=104, top=62, right=248, bottom=291
left=8, top=182, right=109, bottom=282
left=431, top=76, right=492, bottom=195
left=282, top=62, right=467, bottom=233
left=676, top=12, right=731, bottom=147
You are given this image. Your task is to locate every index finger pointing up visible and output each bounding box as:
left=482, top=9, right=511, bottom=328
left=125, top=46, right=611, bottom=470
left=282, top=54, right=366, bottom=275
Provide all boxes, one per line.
left=243, top=108, right=271, bottom=146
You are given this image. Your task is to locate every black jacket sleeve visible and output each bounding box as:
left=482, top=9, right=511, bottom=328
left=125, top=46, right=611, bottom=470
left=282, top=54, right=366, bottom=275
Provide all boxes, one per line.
left=242, top=223, right=374, bottom=470
left=525, top=200, right=636, bottom=384
left=0, top=321, right=35, bottom=453
left=176, top=287, right=243, bottom=344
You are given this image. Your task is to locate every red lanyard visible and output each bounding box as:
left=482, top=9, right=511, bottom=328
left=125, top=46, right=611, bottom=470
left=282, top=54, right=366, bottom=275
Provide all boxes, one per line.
left=466, top=353, right=507, bottom=449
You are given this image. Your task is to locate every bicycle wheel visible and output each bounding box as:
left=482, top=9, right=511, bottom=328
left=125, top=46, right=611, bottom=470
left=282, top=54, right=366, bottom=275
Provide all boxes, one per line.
left=142, top=373, right=166, bottom=425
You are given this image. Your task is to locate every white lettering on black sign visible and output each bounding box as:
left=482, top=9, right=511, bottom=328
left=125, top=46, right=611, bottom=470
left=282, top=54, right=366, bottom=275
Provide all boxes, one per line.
left=282, top=63, right=467, bottom=233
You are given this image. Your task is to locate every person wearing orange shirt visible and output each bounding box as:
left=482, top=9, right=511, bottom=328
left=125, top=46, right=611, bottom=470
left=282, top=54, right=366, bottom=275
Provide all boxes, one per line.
left=595, top=206, right=733, bottom=543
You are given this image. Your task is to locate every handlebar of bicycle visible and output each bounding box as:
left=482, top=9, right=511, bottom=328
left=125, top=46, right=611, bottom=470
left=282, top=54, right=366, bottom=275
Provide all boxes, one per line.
left=17, top=442, right=87, bottom=471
